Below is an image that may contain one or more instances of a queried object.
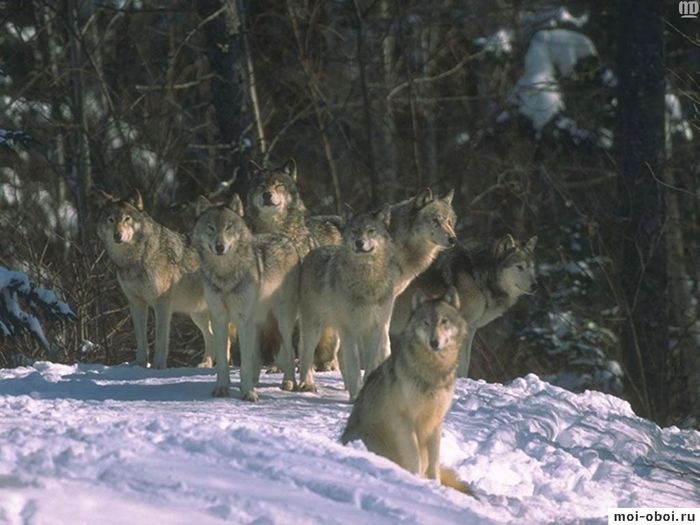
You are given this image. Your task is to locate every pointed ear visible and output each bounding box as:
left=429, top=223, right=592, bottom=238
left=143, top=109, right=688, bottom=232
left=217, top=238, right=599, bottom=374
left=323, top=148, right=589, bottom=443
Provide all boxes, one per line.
left=93, top=188, right=116, bottom=206
left=494, top=234, right=516, bottom=259
left=411, top=290, right=428, bottom=312
left=443, top=287, right=461, bottom=310
left=525, top=235, right=538, bottom=252
left=443, top=188, right=455, bottom=205
left=248, top=160, right=265, bottom=177
left=342, top=203, right=355, bottom=224
left=228, top=194, right=245, bottom=217
left=412, top=187, right=434, bottom=210
left=281, top=158, right=297, bottom=182
left=128, top=188, right=144, bottom=211
left=196, top=195, right=213, bottom=216
left=375, top=204, right=392, bottom=230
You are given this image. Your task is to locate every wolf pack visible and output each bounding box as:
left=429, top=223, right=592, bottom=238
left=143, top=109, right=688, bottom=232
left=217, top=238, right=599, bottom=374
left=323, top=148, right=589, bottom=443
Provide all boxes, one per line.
left=95, top=159, right=537, bottom=493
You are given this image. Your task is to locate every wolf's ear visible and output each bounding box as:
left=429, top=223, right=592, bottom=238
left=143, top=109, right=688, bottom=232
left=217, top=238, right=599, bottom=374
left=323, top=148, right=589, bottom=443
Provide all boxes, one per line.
left=127, top=188, right=144, bottom=211
left=342, top=203, right=355, bottom=224
left=443, top=188, right=455, bottom=205
left=411, top=290, right=429, bottom=312
left=443, top=287, right=461, bottom=310
left=228, top=193, right=245, bottom=217
left=196, top=195, right=213, bottom=216
left=93, top=188, right=116, bottom=205
left=525, top=235, right=538, bottom=252
left=494, top=234, right=516, bottom=259
left=281, top=158, right=297, bottom=182
left=412, top=187, right=434, bottom=210
left=375, top=204, right=392, bottom=230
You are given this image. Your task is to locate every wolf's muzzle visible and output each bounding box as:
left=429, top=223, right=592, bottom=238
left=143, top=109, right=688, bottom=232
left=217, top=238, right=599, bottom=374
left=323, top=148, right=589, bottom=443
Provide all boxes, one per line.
left=113, top=232, right=123, bottom=243
left=215, top=243, right=226, bottom=255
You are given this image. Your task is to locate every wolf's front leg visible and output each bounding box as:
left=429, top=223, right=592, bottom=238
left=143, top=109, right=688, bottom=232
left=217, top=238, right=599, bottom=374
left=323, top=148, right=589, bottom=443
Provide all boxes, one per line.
left=128, top=298, right=149, bottom=366
left=338, top=328, right=361, bottom=401
left=425, top=426, right=442, bottom=481
left=456, top=329, right=475, bottom=378
left=152, top=298, right=173, bottom=369
left=190, top=311, right=214, bottom=368
left=275, top=312, right=297, bottom=392
left=238, top=322, right=260, bottom=402
left=210, top=312, right=232, bottom=397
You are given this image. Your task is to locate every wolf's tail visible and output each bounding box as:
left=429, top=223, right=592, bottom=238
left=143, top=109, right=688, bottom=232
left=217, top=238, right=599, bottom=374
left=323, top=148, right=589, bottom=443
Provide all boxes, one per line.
left=440, top=467, right=475, bottom=497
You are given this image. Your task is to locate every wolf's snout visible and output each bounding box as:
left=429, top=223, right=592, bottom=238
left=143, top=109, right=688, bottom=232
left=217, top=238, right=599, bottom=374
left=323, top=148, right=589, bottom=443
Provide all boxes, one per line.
left=263, top=191, right=273, bottom=204
left=430, top=339, right=440, bottom=350
left=448, top=236, right=457, bottom=246
left=355, top=239, right=364, bottom=250
left=214, top=242, right=226, bottom=255
left=113, top=232, right=123, bottom=243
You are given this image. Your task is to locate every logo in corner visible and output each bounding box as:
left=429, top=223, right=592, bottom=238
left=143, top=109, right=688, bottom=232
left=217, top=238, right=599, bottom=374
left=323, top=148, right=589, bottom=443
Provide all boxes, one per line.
left=679, top=0, right=699, bottom=18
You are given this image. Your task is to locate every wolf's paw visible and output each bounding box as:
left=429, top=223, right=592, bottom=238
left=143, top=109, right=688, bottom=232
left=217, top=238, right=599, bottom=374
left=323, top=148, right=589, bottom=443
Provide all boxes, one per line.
left=242, top=390, right=259, bottom=402
left=197, top=357, right=214, bottom=368
left=280, top=379, right=295, bottom=392
left=295, top=382, right=317, bottom=393
left=315, top=359, right=338, bottom=372
left=211, top=386, right=230, bottom=398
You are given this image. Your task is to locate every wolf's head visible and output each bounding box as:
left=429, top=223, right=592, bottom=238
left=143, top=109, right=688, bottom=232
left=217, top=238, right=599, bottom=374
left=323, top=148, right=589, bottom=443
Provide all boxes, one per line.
left=494, top=234, right=538, bottom=297
left=96, top=188, right=146, bottom=247
left=407, top=288, right=467, bottom=360
left=192, top=194, right=251, bottom=256
left=342, top=205, right=392, bottom=255
left=408, top=188, right=457, bottom=249
left=246, top=159, right=303, bottom=221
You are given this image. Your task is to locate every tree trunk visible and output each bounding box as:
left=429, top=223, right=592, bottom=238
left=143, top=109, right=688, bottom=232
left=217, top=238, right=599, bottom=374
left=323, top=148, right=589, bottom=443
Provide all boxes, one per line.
left=615, top=0, right=668, bottom=423
left=198, top=0, right=251, bottom=195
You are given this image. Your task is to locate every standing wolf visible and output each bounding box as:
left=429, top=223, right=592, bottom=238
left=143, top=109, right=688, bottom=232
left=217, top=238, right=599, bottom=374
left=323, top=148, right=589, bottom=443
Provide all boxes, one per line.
left=391, top=234, right=538, bottom=376
left=367, top=188, right=458, bottom=370
left=192, top=194, right=300, bottom=400
left=341, top=289, right=472, bottom=494
left=96, top=189, right=215, bottom=368
left=297, top=207, right=400, bottom=400
left=246, top=159, right=342, bottom=369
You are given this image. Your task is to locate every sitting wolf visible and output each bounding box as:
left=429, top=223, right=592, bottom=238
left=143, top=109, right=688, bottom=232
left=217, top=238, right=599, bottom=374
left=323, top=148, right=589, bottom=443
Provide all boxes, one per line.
left=96, top=188, right=216, bottom=369
left=342, top=289, right=472, bottom=494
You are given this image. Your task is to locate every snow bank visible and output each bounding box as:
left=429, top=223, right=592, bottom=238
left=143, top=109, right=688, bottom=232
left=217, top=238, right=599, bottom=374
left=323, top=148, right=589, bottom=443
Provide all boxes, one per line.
left=0, top=363, right=697, bottom=524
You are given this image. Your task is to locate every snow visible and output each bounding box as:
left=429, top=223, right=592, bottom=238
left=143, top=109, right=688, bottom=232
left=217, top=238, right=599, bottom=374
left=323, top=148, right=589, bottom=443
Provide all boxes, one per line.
left=0, top=363, right=698, bottom=524
left=507, top=29, right=597, bottom=132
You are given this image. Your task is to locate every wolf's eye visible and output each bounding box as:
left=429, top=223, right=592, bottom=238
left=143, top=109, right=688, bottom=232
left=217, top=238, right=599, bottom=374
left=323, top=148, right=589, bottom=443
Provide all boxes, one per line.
left=226, top=222, right=235, bottom=230
left=517, top=264, right=525, bottom=271
left=423, top=319, right=430, bottom=327
left=367, top=228, right=376, bottom=235
left=432, top=218, right=441, bottom=227
left=107, top=217, right=114, bottom=224
left=124, top=215, right=131, bottom=222
left=440, top=318, right=448, bottom=325
left=207, top=223, right=215, bottom=232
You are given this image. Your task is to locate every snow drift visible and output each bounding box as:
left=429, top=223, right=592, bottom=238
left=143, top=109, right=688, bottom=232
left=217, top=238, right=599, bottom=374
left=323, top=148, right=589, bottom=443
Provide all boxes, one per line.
left=0, top=363, right=698, bottom=524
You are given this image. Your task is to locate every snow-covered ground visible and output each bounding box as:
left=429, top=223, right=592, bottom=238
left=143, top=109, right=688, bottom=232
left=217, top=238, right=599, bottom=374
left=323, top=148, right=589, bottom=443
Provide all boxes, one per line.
left=0, top=363, right=698, bottom=524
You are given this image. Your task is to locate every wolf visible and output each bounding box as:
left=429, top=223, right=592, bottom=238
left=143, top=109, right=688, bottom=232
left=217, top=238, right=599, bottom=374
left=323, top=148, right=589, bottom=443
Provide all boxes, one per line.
left=191, top=193, right=300, bottom=400
left=96, top=188, right=216, bottom=369
left=341, top=289, right=472, bottom=495
left=391, top=234, right=538, bottom=377
left=296, top=207, right=400, bottom=400
left=246, top=159, right=342, bottom=369
left=365, top=187, right=458, bottom=370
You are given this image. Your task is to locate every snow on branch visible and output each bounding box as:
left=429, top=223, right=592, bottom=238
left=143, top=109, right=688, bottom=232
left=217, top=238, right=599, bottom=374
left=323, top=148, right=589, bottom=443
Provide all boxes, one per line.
left=0, top=127, right=34, bottom=153
left=0, top=266, right=76, bottom=351
left=507, top=29, right=597, bottom=133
